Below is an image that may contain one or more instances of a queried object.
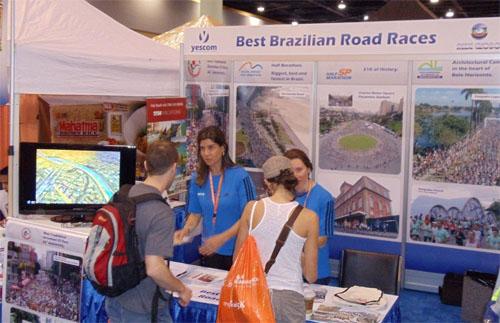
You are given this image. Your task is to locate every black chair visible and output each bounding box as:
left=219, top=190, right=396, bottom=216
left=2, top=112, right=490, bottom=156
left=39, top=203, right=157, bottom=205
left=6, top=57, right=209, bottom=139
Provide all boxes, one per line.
left=339, top=249, right=403, bottom=295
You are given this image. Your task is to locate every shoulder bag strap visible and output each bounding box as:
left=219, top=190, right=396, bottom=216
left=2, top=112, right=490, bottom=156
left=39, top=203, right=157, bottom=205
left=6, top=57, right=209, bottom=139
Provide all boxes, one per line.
left=264, top=205, right=304, bottom=274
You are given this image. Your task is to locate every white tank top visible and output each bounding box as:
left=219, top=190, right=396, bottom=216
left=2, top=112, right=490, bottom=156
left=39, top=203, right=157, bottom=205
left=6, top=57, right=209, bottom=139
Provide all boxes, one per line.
left=250, top=197, right=306, bottom=295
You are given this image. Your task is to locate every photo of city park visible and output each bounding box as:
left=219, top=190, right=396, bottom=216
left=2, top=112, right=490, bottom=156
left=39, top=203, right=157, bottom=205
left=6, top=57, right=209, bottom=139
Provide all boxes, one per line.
left=236, top=86, right=311, bottom=168
left=412, top=88, right=500, bottom=186
left=6, top=243, right=81, bottom=321
left=410, top=185, right=500, bottom=251
left=318, top=86, right=404, bottom=174
left=185, top=83, right=229, bottom=174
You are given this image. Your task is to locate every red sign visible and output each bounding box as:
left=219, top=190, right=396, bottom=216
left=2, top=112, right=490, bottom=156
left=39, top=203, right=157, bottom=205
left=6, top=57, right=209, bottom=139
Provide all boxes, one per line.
left=147, top=97, right=187, bottom=122
left=57, top=120, right=100, bottom=136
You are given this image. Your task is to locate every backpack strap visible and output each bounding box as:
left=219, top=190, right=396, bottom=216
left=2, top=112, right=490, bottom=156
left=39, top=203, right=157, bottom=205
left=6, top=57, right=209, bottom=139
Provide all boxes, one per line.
left=264, top=205, right=303, bottom=274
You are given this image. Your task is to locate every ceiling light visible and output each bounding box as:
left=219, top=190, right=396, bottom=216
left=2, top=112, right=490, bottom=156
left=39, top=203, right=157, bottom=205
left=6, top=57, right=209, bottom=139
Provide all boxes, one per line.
left=430, top=0, right=439, bottom=4
left=257, top=6, right=265, bottom=12
left=291, top=20, right=299, bottom=26
left=338, top=1, right=346, bottom=10
left=445, top=9, right=454, bottom=18
left=363, top=15, right=369, bottom=21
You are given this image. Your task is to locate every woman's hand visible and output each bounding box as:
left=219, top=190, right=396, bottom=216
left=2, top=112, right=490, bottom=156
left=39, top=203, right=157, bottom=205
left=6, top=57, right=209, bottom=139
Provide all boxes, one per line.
left=199, top=234, right=225, bottom=255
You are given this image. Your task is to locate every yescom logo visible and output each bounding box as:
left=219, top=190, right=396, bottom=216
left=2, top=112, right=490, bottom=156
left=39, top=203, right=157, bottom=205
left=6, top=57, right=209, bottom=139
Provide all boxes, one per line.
left=190, top=30, right=218, bottom=52
left=471, top=23, right=487, bottom=40
left=199, top=30, right=210, bottom=43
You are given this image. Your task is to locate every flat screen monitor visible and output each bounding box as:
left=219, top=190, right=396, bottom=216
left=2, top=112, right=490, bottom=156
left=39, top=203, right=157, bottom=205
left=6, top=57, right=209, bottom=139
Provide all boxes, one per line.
left=19, top=142, right=136, bottom=215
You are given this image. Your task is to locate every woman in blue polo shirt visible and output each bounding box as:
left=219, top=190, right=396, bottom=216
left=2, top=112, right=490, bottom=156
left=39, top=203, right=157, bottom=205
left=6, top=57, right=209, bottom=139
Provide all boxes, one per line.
left=285, top=148, right=335, bottom=285
left=175, top=126, right=256, bottom=270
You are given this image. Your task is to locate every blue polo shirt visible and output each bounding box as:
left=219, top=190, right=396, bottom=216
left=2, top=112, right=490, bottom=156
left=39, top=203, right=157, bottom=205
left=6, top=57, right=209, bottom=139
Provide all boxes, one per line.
left=295, top=184, right=335, bottom=280
left=188, top=166, right=256, bottom=256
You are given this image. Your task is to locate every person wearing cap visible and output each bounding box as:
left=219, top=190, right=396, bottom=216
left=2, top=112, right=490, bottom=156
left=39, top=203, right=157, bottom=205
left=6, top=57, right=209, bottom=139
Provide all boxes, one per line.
left=284, top=148, right=335, bottom=285
left=234, top=155, right=319, bottom=323
left=174, top=126, right=256, bottom=270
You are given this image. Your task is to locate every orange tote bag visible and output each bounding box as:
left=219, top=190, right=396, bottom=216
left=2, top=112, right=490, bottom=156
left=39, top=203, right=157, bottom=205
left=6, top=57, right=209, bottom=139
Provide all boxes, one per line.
left=217, top=235, right=275, bottom=323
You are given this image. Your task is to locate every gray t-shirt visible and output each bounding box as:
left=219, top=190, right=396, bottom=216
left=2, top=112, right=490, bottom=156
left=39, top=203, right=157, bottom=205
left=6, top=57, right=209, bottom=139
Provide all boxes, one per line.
left=114, top=183, right=175, bottom=313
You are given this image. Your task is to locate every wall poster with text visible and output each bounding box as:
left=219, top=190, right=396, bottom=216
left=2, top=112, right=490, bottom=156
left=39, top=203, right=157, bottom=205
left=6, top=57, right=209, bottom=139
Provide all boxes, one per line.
left=408, top=58, right=500, bottom=252
left=184, top=60, right=231, bottom=174
left=234, top=61, right=314, bottom=169
left=316, top=61, right=409, bottom=241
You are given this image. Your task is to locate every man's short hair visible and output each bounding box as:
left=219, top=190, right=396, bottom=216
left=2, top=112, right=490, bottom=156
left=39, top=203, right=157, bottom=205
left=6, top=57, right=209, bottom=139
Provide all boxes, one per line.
left=145, top=141, right=178, bottom=176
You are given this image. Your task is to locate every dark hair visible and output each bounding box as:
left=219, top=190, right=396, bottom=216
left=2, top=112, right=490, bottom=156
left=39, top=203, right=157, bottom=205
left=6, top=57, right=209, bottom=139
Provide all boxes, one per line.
left=196, top=126, right=235, bottom=186
left=145, top=140, right=178, bottom=176
left=284, top=148, right=313, bottom=171
left=266, top=169, right=298, bottom=193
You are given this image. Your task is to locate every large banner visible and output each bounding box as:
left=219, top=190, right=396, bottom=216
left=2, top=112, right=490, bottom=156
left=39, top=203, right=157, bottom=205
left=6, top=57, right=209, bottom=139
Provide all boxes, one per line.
left=184, top=18, right=500, bottom=247
left=184, top=18, right=500, bottom=56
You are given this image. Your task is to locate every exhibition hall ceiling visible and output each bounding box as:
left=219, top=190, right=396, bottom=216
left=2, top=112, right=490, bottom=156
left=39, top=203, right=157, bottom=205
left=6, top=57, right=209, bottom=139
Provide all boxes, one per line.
left=223, top=0, right=500, bottom=24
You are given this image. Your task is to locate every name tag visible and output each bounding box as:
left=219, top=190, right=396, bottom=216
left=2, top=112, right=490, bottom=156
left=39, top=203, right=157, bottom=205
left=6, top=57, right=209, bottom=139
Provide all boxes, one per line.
left=197, top=192, right=205, bottom=196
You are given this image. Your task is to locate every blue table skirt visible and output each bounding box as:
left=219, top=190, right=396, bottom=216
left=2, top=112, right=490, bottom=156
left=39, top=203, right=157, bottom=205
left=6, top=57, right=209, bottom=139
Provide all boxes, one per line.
left=170, top=296, right=401, bottom=323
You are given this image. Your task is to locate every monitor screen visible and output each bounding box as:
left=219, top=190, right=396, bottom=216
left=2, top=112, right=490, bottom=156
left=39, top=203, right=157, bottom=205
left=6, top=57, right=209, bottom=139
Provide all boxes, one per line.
left=19, top=142, right=136, bottom=214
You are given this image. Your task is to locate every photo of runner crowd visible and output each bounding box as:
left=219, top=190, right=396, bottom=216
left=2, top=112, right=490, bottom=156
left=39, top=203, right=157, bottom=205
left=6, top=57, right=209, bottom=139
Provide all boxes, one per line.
left=413, top=88, right=500, bottom=186
left=6, top=243, right=81, bottom=321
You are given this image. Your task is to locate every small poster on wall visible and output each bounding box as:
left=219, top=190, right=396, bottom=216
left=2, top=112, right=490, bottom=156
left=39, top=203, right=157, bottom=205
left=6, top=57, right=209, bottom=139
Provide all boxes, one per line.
left=146, top=97, right=188, bottom=197
left=50, top=104, right=106, bottom=143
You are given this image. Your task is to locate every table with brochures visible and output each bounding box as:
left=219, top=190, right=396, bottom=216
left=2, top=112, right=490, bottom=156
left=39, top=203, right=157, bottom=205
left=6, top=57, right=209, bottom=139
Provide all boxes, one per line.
left=169, top=262, right=401, bottom=323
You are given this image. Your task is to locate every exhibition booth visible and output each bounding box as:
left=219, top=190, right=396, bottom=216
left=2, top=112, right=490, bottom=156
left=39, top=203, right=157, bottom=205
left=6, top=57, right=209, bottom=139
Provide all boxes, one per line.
left=1, top=0, right=499, bottom=320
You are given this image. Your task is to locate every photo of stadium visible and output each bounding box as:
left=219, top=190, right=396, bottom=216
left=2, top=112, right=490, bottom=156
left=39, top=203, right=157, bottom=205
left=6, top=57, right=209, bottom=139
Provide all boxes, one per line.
left=412, top=87, right=500, bottom=186
left=318, top=86, right=405, bottom=174
left=236, top=85, right=311, bottom=168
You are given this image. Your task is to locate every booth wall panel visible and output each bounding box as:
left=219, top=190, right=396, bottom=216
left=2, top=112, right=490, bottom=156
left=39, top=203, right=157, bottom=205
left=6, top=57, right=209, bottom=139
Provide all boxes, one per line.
left=330, top=235, right=401, bottom=259
left=406, top=244, right=499, bottom=275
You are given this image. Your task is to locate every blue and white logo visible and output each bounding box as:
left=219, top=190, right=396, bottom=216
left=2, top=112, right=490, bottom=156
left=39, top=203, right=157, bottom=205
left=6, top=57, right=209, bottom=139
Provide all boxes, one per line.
left=471, top=23, right=487, bottom=40
left=199, top=31, right=210, bottom=43
left=191, top=30, right=218, bottom=53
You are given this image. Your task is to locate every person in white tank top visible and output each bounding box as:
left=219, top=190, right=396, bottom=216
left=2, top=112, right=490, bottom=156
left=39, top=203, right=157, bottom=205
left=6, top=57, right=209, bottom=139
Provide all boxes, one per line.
left=234, top=156, right=319, bottom=323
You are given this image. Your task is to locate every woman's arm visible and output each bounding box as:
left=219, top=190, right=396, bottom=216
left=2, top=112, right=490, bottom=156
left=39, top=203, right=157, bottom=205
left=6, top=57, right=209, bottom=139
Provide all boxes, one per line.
left=173, top=213, right=201, bottom=244
left=302, top=210, right=319, bottom=283
left=232, top=201, right=256, bottom=262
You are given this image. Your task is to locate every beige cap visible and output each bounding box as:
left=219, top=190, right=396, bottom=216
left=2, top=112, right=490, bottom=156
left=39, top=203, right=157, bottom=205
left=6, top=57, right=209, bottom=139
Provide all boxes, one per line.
left=262, top=156, right=292, bottom=179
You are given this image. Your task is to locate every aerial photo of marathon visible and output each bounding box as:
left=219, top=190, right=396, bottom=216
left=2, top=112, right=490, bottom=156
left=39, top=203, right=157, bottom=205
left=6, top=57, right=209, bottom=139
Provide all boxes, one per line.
left=412, top=88, right=500, bottom=186
left=318, top=87, right=404, bottom=174
left=35, top=149, right=120, bottom=204
left=185, top=83, right=229, bottom=174
left=236, top=85, right=311, bottom=168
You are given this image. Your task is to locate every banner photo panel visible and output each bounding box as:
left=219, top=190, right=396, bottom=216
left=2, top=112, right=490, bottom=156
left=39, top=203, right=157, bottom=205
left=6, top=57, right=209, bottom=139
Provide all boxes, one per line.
left=409, top=183, right=500, bottom=252
left=235, top=85, right=313, bottom=168
left=184, top=60, right=231, bottom=174
left=5, top=241, right=82, bottom=322
left=412, top=87, right=500, bottom=187
left=317, top=85, right=406, bottom=175
left=320, top=172, right=403, bottom=241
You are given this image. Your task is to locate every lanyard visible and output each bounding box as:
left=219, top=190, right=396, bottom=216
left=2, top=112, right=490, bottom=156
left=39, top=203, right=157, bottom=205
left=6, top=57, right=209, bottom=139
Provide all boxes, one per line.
left=209, top=171, right=224, bottom=218
left=303, top=180, right=313, bottom=209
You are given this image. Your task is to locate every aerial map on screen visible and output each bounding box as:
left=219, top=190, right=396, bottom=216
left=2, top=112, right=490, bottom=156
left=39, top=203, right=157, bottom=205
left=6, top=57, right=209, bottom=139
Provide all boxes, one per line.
left=35, top=149, right=120, bottom=204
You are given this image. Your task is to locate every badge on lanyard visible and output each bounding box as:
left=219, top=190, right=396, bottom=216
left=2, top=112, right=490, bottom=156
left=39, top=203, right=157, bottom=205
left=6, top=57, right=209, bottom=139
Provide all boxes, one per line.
left=209, top=171, right=224, bottom=227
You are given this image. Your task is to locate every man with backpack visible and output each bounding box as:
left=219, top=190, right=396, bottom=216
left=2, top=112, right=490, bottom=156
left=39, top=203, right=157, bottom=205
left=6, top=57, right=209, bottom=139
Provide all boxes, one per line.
left=104, top=140, right=192, bottom=322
